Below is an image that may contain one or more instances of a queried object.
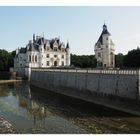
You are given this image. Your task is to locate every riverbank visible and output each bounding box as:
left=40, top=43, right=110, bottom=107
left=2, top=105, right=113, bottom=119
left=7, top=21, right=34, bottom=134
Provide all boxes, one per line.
left=0, top=79, right=23, bottom=84
left=0, top=117, right=16, bottom=134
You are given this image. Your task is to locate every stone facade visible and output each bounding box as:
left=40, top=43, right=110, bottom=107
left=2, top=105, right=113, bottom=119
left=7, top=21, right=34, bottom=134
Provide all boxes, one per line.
left=14, top=34, right=70, bottom=76
left=94, top=24, right=115, bottom=68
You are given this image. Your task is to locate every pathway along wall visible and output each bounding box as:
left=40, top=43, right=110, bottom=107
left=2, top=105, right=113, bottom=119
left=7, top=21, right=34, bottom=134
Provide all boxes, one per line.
left=30, top=69, right=140, bottom=114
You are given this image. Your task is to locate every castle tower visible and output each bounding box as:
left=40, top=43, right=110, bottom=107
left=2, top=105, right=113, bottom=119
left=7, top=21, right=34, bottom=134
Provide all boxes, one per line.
left=66, top=41, right=70, bottom=66
left=39, top=38, right=44, bottom=67
left=94, top=24, right=115, bottom=68
left=33, top=34, right=36, bottom=43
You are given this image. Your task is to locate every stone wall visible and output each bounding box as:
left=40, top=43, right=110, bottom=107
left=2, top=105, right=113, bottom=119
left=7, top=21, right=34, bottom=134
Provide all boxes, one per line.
left=30, top=69, right=140, bottom=114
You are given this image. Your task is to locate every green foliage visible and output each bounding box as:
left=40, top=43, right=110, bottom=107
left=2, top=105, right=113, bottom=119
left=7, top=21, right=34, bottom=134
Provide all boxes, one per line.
left=71, top=54, right=97, bottom=68
left=124, top=48, right=140, bottom=68
left=115, top=53, right=124, bottom=68
left=0, top=49, right=15, bottom=71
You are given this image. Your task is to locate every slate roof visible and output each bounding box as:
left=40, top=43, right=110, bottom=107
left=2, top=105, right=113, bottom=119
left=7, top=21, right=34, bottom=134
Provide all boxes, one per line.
left=18, top=36, right=68, bottom=54
left=19, top=47, right=26, bottom=53
left=66, top=42, right=69, bottom=48
left=96, top=24, right=111, bottom=45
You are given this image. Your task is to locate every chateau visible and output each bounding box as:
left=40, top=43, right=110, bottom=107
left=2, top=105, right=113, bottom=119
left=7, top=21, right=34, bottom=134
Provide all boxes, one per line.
left=14, top=34, right=70, bottom=72
left=14, top=24, right=115, bottom=77
left=94, top=24, right=115, bottom=68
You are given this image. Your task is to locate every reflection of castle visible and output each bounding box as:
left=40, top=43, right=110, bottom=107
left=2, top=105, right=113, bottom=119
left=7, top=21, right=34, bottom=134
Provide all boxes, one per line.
left=95, top=24, right=115, bottom=68
left=14, top=83, right=51, bottom=126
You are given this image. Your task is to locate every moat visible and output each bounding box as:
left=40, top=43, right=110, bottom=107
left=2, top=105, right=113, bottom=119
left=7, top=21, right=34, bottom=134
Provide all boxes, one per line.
left=1, top=82, right=140, bottom=134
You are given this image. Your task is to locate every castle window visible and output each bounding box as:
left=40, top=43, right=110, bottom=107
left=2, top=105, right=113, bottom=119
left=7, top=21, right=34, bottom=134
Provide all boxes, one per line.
left=47, top=47, right=49, bottom=51
left=54, top=55, right=57, bottom=58
left=47, top=61, right=49, bottom=66
left=32, top=55, right=34, bottom=62
left=62, top=48, right=65, bottom=52
left=35, top=55, right=37, bottom=62
left=98, top=53, right=101, bottom=57
left=106, top=45, right=108, bottom=48
left=106, top=37, right=108, bottom=40
left=47, top=54, right=49, bottom=58
left=54, top=47, right=57, bottom=51
left=29, top=55, right=31, bottom=62
left=62, top=55, right=64, bottom=59
left=61, top=61, right=64, bottom=66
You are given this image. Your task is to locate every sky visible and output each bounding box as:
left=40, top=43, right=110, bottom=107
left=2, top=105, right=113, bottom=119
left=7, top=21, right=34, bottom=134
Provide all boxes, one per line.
left=0, top=6, right=140, bottom=55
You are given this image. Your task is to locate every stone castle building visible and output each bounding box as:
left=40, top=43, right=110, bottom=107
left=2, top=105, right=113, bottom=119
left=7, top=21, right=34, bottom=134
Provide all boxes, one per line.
left=94, top=24, right=115, bottom=68
left=14, top=34, right=70, bottom=70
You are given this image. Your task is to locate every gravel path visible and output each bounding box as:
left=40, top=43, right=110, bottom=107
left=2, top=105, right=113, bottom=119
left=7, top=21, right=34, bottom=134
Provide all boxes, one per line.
left=0, top=117, right=17, bottom=134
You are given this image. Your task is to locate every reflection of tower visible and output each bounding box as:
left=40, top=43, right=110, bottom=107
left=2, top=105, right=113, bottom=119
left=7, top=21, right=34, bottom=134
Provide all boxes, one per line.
left=16, top=94, right=19, bottom=102
left=94, top=24, right=115, bottom=68
left=33, top=115, right=36, bottom=126
left=28, top=86, right=31, bottom=99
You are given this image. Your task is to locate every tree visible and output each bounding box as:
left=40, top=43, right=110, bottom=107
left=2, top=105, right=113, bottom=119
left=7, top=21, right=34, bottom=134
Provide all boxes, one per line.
left=115, top=53, right=124, bottom=68
left=71, top=54, right=97, bottom=68
left=124, top=48, right=140, bottom=68
left=0, top=49, right=15, bottom=71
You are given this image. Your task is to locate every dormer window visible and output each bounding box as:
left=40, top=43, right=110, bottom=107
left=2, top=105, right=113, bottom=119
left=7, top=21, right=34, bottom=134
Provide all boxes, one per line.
left=47, top=47, right=49, bottom=51
left=62, top=55, right=64, bottom=59
left=98, top=53, right=101, bottom=57
left=61, top=48, right=65, bottom=52
left=54, top=47, right=57, bottom=51
left=47, top=54, right=49, bottom=58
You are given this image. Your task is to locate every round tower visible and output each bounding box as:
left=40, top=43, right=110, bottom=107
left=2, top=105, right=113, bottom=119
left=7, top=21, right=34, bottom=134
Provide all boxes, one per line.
left=94, top=24, right=115, bottom=68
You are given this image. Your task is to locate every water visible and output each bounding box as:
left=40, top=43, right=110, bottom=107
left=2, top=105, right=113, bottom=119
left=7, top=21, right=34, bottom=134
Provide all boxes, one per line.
left=0, top=82, right=140, bottom=134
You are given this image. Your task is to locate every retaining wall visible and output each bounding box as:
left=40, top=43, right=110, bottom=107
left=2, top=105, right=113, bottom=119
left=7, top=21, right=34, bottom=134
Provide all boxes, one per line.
left=30, top=69, right=140, bottom=114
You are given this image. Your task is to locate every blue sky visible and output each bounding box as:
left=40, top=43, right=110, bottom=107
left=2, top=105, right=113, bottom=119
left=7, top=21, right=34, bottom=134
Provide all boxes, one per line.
left=0, top=6, right=140, bottom=55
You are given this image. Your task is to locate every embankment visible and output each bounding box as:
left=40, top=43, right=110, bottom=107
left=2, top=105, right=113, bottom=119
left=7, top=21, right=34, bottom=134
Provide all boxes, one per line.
left=30, top=69, right=140, bottom=115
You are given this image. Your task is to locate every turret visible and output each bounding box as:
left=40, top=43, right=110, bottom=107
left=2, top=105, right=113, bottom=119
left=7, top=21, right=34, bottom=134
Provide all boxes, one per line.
left=33, top=34, right=36, bottom=43
left=39, top=38, right=44, bottom=67
left=66, top=41, right=70, bottom=66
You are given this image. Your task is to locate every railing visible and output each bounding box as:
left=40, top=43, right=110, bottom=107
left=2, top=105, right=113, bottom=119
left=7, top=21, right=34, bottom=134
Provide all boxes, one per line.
left=31, top=68, right=140, bottom=76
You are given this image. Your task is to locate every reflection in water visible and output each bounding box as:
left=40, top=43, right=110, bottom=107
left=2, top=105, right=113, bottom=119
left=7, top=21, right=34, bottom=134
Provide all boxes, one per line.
left=1, top=82, right=140, bottom=133
left=0, top=83, right=87, bottom=133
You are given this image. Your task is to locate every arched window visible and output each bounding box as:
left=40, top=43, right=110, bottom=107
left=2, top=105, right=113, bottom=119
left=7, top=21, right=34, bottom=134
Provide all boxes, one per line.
left=32, top=55, right=34, bottom=62
left=98, top=52, right=101, bottom=57
left=61, top=61, right=64, bottom=66
left=35, top=55, right=37, bottom=62
left=54, top=61, right=57, bottom=66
